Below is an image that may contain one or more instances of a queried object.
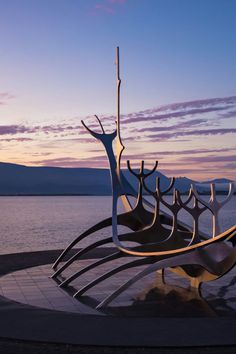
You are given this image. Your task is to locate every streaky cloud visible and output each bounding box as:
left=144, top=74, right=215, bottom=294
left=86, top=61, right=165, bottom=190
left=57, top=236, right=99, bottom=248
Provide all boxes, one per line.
left=122, top=106, right=229, bottom=124
left=180, top=155, right=236, bottom=163
left=92, top=0, right=127, bottom=15
left=34, top=156, right=107, bottom=168
left=134, top=118, right=211, bottom=134
left=146, top=128, right=236, bottom=141
left=0, top=92, right=15, bottom=105
left=0, top=137, right=33, bottom=142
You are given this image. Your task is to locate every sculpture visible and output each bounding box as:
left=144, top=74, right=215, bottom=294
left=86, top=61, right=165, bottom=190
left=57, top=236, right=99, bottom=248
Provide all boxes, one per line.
left=52, top=48, right=236, bottom=309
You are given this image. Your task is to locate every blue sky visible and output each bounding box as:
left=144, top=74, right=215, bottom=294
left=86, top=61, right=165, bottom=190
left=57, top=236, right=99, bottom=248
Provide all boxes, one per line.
left=0, top=0, right=235, bottom=180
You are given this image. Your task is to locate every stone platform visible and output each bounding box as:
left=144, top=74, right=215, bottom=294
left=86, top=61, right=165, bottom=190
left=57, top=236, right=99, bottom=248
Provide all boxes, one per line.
left=0, top=249, right=236, bottom=351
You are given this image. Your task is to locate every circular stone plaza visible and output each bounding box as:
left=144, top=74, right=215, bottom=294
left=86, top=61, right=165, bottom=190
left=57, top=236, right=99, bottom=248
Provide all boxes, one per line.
left=0, top=248, right=236, bottom=354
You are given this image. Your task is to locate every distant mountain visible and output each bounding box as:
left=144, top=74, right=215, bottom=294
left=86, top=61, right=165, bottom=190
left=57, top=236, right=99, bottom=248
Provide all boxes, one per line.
left=202, top=178, right=234, bottom=184
left=0, top=162, right=233, bottom=196
left=198, top=178, right=235, bottom=193
left=0, top=162, right=112, bottom=195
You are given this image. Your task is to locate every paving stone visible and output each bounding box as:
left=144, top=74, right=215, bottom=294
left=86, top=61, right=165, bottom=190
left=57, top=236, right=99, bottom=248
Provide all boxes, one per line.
left=1, top=250, right=236, bottom=350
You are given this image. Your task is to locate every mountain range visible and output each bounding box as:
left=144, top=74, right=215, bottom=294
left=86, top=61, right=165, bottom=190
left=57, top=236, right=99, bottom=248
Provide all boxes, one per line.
left=0, top=162, right=234, bottom=196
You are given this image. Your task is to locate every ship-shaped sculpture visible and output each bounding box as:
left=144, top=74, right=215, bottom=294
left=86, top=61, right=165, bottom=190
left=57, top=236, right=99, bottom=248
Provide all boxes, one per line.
left=52, top=48, right=236, bottom=309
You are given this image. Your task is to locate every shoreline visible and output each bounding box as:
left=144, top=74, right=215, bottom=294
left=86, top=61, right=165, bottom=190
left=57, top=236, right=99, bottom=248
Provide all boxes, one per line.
left=0, top=192, right=235, bottom=197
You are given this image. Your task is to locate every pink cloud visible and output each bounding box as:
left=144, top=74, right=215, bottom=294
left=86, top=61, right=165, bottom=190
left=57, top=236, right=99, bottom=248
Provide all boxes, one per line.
left=94, top=3, right=114, bottom=14
left=93, top=0, right=127, bottom=15
left=224, top=163, right=236, bottom=170
left=0, top=124, right=83, bottom=136
left=0, top=125, right=34, bottom=135
left=155, top=96, right=236, bottom=112
left=134, top=118, right=210, bottom=134
left=179, top=155, right=236, bottom=164
left=123, top=106, right=232, bottom=124
left=0, top=137, right=33, bottom=142
left=0, top=92, right=15, bottom=105
left=159, top=167, right=212, bottom=177
left=33, top=156, right=106, bottom=168
left=145, top=128, right=236, bottom=142
left=108, top=0, right=127, bottom=3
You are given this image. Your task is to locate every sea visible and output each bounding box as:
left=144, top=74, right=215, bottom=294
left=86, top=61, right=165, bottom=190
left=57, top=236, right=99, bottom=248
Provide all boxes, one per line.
left=0, top=195, right=235, bottom=255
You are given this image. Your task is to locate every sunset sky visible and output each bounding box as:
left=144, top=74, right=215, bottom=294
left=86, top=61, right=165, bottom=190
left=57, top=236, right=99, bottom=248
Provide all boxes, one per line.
left=0, top=0, right=235, bottom=181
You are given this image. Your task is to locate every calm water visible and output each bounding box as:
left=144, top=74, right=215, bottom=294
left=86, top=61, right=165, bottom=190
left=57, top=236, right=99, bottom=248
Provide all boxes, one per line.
left=0, top=196, right=235, bottom=255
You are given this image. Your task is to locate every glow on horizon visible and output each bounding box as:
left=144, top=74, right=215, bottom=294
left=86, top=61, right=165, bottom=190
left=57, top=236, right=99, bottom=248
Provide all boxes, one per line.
left=0, top=0, right=236, bottom=181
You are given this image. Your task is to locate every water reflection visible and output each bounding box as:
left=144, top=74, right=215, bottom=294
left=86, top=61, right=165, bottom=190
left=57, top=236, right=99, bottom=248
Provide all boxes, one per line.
left=0, top=196, right=235, bottom=254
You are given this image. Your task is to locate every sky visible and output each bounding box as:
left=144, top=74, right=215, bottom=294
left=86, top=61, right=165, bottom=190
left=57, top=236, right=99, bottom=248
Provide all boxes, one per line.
left=0, top=0, right=235, bottom=181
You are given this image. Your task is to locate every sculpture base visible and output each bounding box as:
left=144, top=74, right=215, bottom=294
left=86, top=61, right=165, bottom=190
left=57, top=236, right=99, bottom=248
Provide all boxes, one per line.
left=0, top=250, right=236, bottom=348
left=1, top=261, right=234, bottom=317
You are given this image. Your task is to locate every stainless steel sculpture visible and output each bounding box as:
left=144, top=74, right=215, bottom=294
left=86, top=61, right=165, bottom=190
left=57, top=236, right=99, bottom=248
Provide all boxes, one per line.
left=52, top=48, right=236, bottom=309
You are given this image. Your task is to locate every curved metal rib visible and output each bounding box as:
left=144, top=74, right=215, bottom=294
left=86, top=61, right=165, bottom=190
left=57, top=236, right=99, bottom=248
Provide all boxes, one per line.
left=73, top=257, right=155, bottom=298
left=114, top=174, right=178, bottom=249
left=176, top=188, right=208, bottom=245
left=60, top=251, right=123, bottom=288
left=96, top=250, right=203, bottom=308
left=97, top=237, right=236, bottom=308
left=144, top=161, right=159, bottom=178
left=71, top=227, right=236, bottom=305
left=127, top=160, right=158, bottom=179
left=53, top=205, right=154, bottom=272
left=52, top=217, right=113, bottom=270
left=156, top=176, right=175, bottom=195
left=191, top=182, right=234, bottom=237
left=53, top=217, right=157, bottom=279
left=220, top=182, right=234, bottom=206
left=52, top=237, right=113, bottom=278
left=112, top=221, right=236, bottom=257
left=176, top=187, right=194, bottom=207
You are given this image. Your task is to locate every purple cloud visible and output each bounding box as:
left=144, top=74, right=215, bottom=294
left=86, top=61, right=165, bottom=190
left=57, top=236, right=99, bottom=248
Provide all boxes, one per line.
left=87, top=147, right=105, bottom=153
left=0, top=124, right=83, bottom=136
left=118, top=96, right=236, bottom=142
left=108, top=0, right=127, bottom=3
left=159, top=167, right=215, bottom=177
left=153, top=96, right=236, bottom=112
left=0, top=125, right=35, bottom=135
left=123, top=147, right=236, bottom=158
left=146, top=128, right=236, bottom=141
left=180, top=155, right=236, bottom=163
left=158, top=147, right=236, bottom=156
left=94, top=3, right=114, bottom=14
left=0, top=92, right=15, bottom=105
left=0, top=137, right=33, bottom=142
left=218, top=109, right=236, bottom=119
left=57, top=137, right=97, bottom=144
left=134, top=118, right=211, bottom=134
left=93, top=0, right=127, bottom=15
left=30, top=152, right=52, bottom=157
left=123, top=106, right=229, bottom=125
left=34, top=156, right=106, bottom=168
left=223, top=163, right=236, bottom=169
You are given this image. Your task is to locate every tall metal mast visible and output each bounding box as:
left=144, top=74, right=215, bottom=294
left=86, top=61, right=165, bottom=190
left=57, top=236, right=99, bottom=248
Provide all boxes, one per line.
left=116, top=46, right=125, bottom=173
